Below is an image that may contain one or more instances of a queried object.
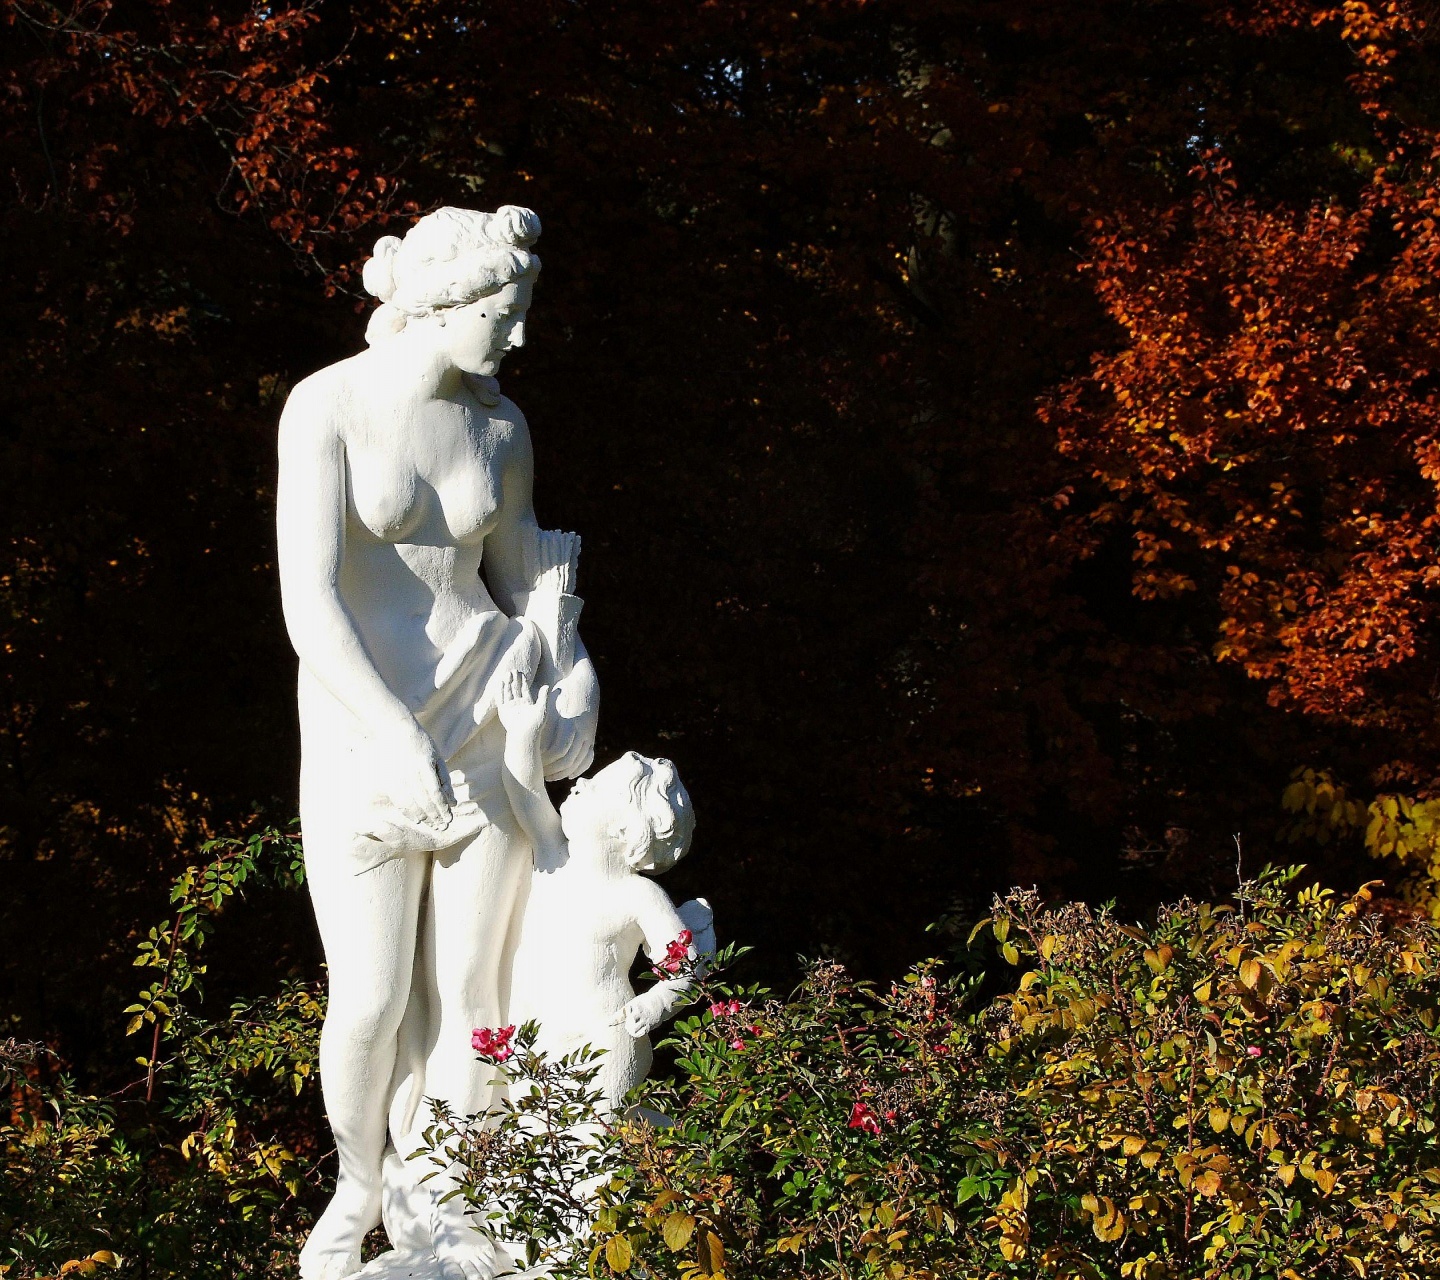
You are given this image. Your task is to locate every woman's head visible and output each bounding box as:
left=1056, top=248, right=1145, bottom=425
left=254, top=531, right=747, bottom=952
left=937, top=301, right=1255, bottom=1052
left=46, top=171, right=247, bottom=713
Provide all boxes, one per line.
left=561, top=751, right=696, bottom=874
left=362, top=206, right=541, bottom=347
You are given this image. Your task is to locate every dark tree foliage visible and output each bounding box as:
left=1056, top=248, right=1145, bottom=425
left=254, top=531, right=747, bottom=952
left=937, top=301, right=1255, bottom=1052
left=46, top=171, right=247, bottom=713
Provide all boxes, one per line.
left=3, top=0, right=1436, bottom=1070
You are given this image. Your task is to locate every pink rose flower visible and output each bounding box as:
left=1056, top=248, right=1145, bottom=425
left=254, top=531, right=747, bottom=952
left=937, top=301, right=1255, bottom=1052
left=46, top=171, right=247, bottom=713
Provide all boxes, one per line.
left=471, top=1024, right=516, bottom=1062
left=656, top=930, right=694, bottom=975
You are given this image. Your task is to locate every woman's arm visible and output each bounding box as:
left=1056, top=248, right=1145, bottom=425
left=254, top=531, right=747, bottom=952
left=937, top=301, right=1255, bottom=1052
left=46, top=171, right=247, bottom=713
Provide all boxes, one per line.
left=276, top=379, right=452, bottom=827
left=482, top=410, right=599, bottom=780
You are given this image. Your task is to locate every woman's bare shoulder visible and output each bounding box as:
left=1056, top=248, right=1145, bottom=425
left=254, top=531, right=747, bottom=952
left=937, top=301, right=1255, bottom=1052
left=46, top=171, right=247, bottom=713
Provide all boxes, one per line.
left=280, top=355, right=369, bottom=440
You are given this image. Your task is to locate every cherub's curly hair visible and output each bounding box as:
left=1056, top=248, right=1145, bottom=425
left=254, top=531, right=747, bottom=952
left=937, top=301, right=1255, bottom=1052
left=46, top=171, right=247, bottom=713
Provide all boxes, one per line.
left=361, top=205, right=540, bottom=345
left=617, top=752, right=695, bottom=875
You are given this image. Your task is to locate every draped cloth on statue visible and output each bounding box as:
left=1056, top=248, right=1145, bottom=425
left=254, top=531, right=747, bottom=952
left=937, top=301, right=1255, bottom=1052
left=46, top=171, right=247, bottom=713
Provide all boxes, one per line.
left=299, top=609, right=541, bottom=874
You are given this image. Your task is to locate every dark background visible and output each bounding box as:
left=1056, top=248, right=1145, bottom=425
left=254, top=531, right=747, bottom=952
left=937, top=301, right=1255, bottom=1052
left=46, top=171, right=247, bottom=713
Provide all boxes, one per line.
left=2, top=0, right=1418, bottom=1075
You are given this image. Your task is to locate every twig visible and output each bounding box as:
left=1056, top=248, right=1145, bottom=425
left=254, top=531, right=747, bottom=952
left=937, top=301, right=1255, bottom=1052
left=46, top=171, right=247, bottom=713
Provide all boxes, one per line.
left=145, top=909, right=184, bottom=1102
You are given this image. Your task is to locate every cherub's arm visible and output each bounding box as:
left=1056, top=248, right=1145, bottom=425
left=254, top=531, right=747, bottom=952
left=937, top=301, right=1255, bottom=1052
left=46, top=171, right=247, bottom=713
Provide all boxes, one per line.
left=619, top=880, right=713, bottom=1038
left=496, top=669, right=568, bottom=871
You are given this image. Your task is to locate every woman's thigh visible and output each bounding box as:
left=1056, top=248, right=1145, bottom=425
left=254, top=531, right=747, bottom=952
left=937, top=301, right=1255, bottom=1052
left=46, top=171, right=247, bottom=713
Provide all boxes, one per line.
left=305, top=820, right=428, bottom=1029
left=427, top=808, right=531, bottom=1016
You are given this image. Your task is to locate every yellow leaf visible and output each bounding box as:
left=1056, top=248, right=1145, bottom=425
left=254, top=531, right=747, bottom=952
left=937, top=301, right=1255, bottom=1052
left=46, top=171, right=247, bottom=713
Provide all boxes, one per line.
left=605, top=1234, right=632, bottom=1274
left=1208, top=1106, right=1231, bottom=1133
left=1239, top=958, right=1262, bottom=989
left=1344, top=1256, right=1366, bottom=1277
left=1314, top=1167, right=1337, bottom=1196
left=1277, top=1164, right=1297, bottom=1186
left=663, top=1213, right=696, bottom=1252
left=1092, top=1197, right=1126, bottom=1243
left=697, top=1230, right=725, bottom=1276
left=1122, top=1135, right=1146, bottom=1156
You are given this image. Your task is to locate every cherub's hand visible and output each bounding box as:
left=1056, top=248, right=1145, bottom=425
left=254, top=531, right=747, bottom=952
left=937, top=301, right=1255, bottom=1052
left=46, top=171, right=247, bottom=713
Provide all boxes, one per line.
left=619, top=989, right=670, bottom=1039
left=496, top=669, right=549, bottom=740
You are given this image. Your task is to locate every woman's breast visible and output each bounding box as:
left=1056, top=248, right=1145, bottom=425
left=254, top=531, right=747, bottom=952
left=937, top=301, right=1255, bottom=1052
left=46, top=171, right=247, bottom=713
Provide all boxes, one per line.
left=347, top=458, right=500, bottom=548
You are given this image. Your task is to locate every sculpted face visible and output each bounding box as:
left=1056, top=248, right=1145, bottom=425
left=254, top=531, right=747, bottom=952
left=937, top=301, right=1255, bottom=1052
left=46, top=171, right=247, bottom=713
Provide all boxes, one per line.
left=559, top=751, right=647, bottom=853
left=442, top=277, right=534, bottom=376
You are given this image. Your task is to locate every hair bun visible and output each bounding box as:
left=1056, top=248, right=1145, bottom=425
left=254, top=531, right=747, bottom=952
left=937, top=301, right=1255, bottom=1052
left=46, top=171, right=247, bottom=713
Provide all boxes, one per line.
left=489, top=206, right=541, bottom=249
left=362, top=236, right=402, bottom=302
left=364, top=302, right=408, bottom=346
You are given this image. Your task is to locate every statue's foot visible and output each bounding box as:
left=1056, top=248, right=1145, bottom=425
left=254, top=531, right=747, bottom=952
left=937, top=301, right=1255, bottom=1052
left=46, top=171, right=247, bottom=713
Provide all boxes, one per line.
left=301, top=1182, right=381, bottom=1280
left=353, top=1250, right=444, bottom=1280
left=430, top=1190, right=503, bottom=1280
left=299, top=1244, right=363, bottom=1280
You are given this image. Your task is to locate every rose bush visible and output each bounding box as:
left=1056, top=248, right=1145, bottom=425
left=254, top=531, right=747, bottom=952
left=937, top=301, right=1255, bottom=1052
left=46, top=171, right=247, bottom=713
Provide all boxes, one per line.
left=438, top=870, right=1440, bottom=1280
left=9, top=839, right=1440, bottom=1280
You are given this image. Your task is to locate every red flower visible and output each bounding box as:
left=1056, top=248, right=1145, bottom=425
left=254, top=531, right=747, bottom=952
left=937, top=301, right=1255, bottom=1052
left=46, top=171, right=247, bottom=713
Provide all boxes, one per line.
left=470, top=1024, right=516, bottom=1062
left=848, top=1101, right=881, bottom=1135
left=656, top=929, right=694, bottom=975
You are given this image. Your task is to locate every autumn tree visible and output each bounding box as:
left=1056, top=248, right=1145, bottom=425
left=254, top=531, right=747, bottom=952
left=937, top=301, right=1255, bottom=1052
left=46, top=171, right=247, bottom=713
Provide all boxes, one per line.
left=1047, top=1, right=1440, bottom=910
left=4, top=0, right=1437, bottom=1071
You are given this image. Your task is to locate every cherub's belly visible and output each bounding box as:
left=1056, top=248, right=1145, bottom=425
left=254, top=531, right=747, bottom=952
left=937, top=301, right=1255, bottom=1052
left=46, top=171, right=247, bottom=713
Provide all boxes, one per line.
left=510, top=947, right=635, bottom=1028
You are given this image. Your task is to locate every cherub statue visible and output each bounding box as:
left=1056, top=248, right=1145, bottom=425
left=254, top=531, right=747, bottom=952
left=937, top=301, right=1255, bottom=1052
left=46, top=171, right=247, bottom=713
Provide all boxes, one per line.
left=496, top=666, right=714, bottom=1111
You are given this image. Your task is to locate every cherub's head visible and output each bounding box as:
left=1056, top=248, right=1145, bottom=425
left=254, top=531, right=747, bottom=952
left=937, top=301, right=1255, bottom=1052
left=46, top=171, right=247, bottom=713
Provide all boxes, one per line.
left=559, top=751, right=694, bottom=874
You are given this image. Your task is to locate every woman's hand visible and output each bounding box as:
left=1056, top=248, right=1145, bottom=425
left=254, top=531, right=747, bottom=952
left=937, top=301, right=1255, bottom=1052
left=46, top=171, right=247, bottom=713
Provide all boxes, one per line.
left=377, top=718, right=455, bottom=831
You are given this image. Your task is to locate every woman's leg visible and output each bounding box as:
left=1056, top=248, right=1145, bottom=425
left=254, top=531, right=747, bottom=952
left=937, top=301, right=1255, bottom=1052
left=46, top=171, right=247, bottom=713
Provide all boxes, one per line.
left=301, top=828, right=428, bottom=1280
left=409, top=802, right=532, bottom=1279
left=424, top=811, right=531, bottom=1118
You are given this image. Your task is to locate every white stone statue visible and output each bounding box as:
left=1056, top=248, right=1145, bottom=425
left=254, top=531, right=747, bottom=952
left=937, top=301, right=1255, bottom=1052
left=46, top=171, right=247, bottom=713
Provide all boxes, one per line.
left=495, top=667, right=712, bottom=1109
left=277, top=207, right=706, bottom=1280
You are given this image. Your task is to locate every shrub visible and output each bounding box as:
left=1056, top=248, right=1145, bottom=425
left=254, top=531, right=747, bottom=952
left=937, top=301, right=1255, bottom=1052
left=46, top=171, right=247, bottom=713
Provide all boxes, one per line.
left=442, top=868, right=1440, bottom=1279
left=10, top=846, right=1440, bottom=1280
left=1, top=828, right=321, bottom=1279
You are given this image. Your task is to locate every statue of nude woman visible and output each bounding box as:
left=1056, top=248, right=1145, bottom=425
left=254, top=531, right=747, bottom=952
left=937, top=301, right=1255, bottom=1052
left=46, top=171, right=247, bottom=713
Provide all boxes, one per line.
left=276, top=206, right=599, bottom=1280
